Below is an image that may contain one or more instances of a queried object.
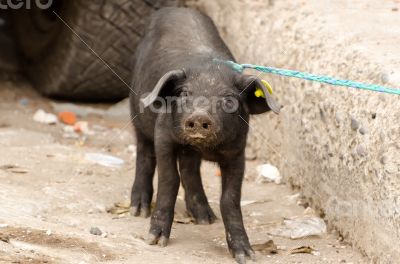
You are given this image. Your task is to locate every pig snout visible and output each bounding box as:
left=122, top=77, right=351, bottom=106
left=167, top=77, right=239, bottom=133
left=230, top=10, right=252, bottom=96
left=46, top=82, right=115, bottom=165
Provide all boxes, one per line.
left=184, top=112, right=215, bottom=139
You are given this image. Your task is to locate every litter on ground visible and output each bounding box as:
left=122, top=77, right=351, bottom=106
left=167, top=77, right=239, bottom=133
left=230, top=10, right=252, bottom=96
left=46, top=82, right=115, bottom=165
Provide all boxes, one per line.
left=269, top=216, right=327, bottom=239
left=85, top=153, right=125, bottom=167
left=33, top=109, right=58, bottom=125
left=256, top=164, right=282, bottom=184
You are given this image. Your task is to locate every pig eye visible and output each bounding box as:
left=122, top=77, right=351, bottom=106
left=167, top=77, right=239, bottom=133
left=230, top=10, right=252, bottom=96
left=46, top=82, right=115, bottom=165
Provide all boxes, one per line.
left=222, top=96, right=239, bottom=113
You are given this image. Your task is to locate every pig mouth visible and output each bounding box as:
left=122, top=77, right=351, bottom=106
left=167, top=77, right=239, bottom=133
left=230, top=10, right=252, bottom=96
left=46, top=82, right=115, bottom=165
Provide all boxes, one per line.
left=182, top=132, right=219, bottom=148
left=188, top=133, right=207, bottom=139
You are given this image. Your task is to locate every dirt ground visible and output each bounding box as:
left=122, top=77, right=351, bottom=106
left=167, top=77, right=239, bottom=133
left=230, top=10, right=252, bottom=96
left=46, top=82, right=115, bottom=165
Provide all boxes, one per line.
left=0, top=81, right=367, bottom=263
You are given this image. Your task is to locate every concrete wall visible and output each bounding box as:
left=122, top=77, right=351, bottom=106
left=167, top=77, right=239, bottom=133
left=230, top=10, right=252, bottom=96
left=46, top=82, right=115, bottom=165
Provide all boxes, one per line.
left=189, top=0, right=400, bottom=263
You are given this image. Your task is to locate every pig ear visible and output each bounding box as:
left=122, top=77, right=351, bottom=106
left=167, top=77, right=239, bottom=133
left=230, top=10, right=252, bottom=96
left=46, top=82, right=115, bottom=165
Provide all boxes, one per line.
left=238, top=75, right=281, bottom=115
left=141, top=69, right=186, bottom=107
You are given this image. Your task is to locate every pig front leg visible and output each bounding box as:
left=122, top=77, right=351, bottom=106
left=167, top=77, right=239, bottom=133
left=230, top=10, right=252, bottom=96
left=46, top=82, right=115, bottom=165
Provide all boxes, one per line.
left=219, top=153, right=255, bottom=264
left=147, top=137, right=180, bottom=247
left=130, top=130, right=156, bottom=218
left=179, top=148, right=216, bottom=224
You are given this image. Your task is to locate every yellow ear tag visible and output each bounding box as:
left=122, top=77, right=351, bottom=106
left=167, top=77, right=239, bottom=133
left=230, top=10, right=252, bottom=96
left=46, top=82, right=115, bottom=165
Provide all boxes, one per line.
left=255, top=79, right=273, bottom=98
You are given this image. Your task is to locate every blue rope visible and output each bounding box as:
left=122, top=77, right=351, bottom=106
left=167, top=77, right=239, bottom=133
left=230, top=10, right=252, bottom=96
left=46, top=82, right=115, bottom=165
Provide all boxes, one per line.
left=221, top=60, right=400, bottom=96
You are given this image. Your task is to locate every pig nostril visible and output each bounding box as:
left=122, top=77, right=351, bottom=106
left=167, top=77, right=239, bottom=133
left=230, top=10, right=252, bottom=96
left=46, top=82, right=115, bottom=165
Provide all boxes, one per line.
left=186, top=115, right=213, bottom=131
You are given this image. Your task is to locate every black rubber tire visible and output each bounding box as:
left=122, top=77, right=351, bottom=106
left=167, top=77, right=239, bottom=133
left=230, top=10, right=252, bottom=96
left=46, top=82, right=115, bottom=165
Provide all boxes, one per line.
left=12, top=0, right=182, bottom=101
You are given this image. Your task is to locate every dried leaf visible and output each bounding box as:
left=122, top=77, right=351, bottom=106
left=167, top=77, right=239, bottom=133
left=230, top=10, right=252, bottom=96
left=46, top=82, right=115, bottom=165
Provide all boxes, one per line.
left=174, top=216, right=194, bottom=224
left=290, top=246, right=314, bottom=254
left=174, top=209, right=194, bottom=224
left=0, top=165, right=17, bottom=170
left=9, top=169, right=29, bottom=174
left=109, top=208, right=130, bottom=215
left=107, top=200, right=131, bottom=215
left=114, top=200, right=131, bottom=209
left=0, top=233, right=10, bottom=243
left=252, top=240, right=278, bottom=254
left=0, top=165, right=28, bottom=174
left=241, top=199, right=272, bottom=207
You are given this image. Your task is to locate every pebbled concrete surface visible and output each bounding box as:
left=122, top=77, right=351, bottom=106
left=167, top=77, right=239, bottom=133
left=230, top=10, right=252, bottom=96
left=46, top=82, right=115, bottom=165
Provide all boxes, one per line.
left=189, top=0, right=400, bottom=263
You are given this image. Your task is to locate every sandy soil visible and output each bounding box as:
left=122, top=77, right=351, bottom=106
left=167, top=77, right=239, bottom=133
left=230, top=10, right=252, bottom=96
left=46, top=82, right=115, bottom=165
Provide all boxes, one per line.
left=0, top=81, right=367, bottom=263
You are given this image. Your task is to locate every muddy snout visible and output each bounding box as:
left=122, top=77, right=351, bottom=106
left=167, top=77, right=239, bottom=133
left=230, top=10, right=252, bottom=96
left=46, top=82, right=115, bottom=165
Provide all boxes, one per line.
left=183, top=112, right=215, bottom=139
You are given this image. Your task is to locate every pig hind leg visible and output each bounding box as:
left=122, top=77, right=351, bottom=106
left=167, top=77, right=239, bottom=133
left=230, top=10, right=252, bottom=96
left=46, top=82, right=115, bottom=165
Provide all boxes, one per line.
left=130, top=130, right=156, bottom=218
left=178, top=148, right=216, bottom=224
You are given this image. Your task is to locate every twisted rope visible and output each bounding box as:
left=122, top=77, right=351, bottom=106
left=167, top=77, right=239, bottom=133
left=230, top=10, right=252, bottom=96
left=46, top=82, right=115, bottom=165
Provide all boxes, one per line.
left=221, top=60, right=400, bottom=95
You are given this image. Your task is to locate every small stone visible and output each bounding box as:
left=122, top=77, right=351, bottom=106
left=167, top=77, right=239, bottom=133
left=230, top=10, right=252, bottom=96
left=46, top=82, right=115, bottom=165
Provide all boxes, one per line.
left=277, top=245, right=287, bottom=250
left=371, top=113, right=377, bottom=119
left=19, top=98, right=29, bottom=106
left=380, top=155, right=388, bottom=164
left=392, top=7, right=398, bottom=12
left=312, top=250, right=321, bottom=256
left=381, top=73, right=390, bottom=84
left=46, top=230, right=52, bottom=236
left=350, top=117, right=360, bottom=131
left=335, top=112, right=343, bottom=124
left=90, top=227, right=102, bottom=236
left=359, top=126, right=368, bottom=135
left=356, top=145, right=367, bottom=157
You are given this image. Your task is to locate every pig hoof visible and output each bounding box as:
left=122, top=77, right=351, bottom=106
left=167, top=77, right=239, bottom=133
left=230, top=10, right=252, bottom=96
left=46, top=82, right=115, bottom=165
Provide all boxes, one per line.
left=146, top=233, right=159, bottom=245
left=130, top=206, right=151, bottom=218
left=235, top=253, right=246, bottom=264
left=130, top=206, right=140, bottom=217
left=141, top=207, right=151, bottom=218
left=233, top=251, right=256, bottom=264
left=188, top=204, right=217, bottom=225
left=130, top=191, right=152, bottom=218
left=249, top=251, right=256, bottom=261
left=159, top=236, right=169, bottom=247
left=146, top=232, right=169, bottom=247
left=229, top=241, right=255, bottom=264
left=129, top=206, right=148, bottom=217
